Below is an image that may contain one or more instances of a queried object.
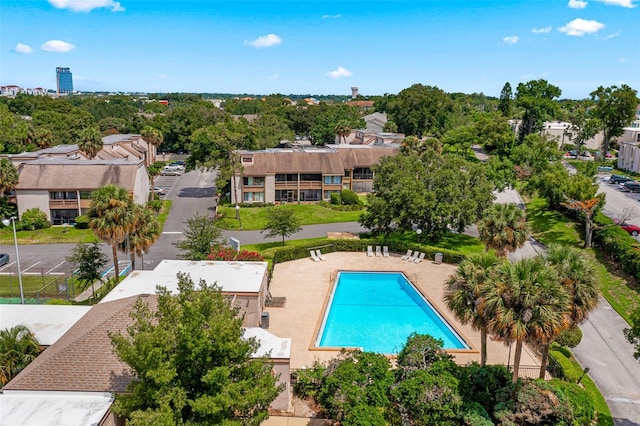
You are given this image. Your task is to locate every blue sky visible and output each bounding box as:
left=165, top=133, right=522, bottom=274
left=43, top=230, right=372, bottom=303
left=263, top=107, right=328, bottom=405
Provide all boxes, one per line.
left=1, top=0, right=638, bottom=99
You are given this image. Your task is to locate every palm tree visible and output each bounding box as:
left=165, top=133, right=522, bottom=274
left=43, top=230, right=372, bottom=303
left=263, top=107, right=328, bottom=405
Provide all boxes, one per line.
left=334, top=121, right=351, bottom=144
left=87, top=185, right=137, bottom=282
left=118, top=204, right=161, bottom=270
left=35, top=128, right=53, bottom=149
left=0, top=158, right=19, bottom=196
left=477, top=203, right=529, bottom=258
left=482, top=257, right=569, bottom=383
left=0, top=325, right=41, bottom=386
left=538, top=243, right=599, bottom=378
left=140, top=125, right=164, bottom=165
left=444, top=252, right=499, bottom=366
left=77, top=127, right=103, bottom=159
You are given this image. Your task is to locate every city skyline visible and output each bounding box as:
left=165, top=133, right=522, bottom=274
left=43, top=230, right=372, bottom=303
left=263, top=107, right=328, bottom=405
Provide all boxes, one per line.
left=1, top=0, right=639, bottom=99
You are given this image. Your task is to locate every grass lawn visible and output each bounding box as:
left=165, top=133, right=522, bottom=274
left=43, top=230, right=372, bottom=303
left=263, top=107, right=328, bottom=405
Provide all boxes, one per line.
left=216, top=204, right=363, bottom=230
left=379, top=230, right=486, bottom=256
left=0, top=274, right=73, bottom=299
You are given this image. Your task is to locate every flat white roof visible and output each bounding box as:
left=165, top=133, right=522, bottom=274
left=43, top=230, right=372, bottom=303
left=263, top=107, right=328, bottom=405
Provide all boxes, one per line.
left=0, top=391, right=113, bottom=426
left=100, top=260, right=268, bottom=303
left=0, top=305, right=92, bottom=346
left=244, top=327, right=291, bottom=359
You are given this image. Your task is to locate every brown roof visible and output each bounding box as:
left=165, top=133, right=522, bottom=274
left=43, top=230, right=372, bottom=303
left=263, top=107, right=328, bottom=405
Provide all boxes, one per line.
left=337, top=146, right=399, bottom=168
left=3, top=295, right=155, bottom=393
left=243, top=151, right=345, bottom=175
left=346, top=100, right=375, bottom=107
left=16, top=160, right=143, bottom=191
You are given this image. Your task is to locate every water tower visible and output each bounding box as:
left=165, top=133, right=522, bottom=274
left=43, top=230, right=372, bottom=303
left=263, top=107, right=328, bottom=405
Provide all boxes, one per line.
left=351, top=86, right=359, bottom=99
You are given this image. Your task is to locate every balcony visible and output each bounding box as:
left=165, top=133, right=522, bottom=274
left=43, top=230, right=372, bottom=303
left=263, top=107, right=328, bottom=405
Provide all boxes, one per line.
left=274, top=181, right=322, bottom=190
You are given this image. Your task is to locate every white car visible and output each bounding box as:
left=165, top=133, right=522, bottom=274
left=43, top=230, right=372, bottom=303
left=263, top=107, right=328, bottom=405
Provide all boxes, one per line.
left=160, top=168, right=182, bottom=176
left=151, top=187, right=166, bottom=195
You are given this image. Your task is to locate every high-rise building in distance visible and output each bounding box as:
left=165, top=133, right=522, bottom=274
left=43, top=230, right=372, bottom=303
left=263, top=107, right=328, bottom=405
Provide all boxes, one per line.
left=56, top=67, right=73, bottom=94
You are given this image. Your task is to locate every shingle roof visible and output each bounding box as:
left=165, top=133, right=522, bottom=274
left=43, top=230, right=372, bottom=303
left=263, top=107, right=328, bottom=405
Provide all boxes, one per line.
left=15, top=159, right=143, bottom=190
left=3, top=295, right=155, bottom=393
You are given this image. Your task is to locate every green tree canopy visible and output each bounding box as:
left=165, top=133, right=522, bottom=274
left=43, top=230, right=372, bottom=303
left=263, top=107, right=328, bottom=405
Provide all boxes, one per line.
left=0, top=158, right=19, bottom=196
left=589, top=84, right=638, bottom=154
left=177, top=213, right=223, bottom=260
left=515, top=79, right=561, bottom=142
left=477, top=203, right=529, bottom=258
left=109, top=273, right=282, bottom=425
left=384, top=84, right=454, bottom=137
left=77, top=126, right=104, bottom=159
left=0, top=325, right=41, bottom=386
left=66, top=242, right=108, bottom=299
left=261, top=206, right=302, bottom=246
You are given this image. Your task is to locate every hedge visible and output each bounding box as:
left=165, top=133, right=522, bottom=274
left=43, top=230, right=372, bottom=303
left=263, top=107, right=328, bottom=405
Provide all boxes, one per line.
left=593, top=212, right=640, bottom=280
left=272, top=238, right=466, bottom=266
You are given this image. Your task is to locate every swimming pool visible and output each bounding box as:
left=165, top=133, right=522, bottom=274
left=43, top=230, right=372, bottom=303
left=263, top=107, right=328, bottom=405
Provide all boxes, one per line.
left=317, top=271, right=469, bottom=354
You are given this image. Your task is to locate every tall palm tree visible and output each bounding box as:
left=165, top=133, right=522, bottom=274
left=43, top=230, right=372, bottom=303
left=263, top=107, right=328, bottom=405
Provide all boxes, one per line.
left=334, top=121, right=351, bottom=144
left=482, top=257, right=569, bottom=383
left=0, top=325, right=41, bottom=386
left=118, top=204, right=161, bottom=271
left=477, top=203, right=529, bottom=258
left=140, top=125, right=164, bottom=165
left=538, top=243, right=599, bottom=378
left=35, top=128, right=53, bottom=149
left=0, top=158, right=19, bottom=196
left=444, top=252, right=500, bottom=366
left=77, top=127, right=103, bottom=159
left=87, top=184, right=137, bottom=282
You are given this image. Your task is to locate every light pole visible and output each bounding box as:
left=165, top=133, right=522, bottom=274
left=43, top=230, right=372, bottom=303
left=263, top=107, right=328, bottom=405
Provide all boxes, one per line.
left=3, top=216, right=24, bottom=304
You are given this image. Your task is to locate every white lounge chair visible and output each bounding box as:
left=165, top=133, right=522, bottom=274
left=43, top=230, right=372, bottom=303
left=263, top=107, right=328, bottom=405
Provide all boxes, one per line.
left=310, top=250, right=321, bottom=262
left=375, top=246, right=382, bottom=257
left=367, top=246, right=374, bottom=257
left=383, top=246, right=389, bottom=257
left=408, top=251, right=420, bottom=262
left=401, top=250, right=413, bottom=261
left=413, top=252, right=426, bottom=263
left=315, top=250, right=327, bottom=261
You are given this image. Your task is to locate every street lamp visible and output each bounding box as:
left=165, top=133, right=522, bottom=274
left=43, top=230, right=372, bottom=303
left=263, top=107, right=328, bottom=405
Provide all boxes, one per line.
left=2, top=216, right=24, bottom=304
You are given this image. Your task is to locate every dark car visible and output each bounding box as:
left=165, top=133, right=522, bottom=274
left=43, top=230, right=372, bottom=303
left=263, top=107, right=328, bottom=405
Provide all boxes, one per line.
left=620, top=223, right=640, bottom=236
left=610, top=174, right=632, bottom=184
left=0, top=253, right=9, bottom=266
left=622, top=181, right=640, bottom=192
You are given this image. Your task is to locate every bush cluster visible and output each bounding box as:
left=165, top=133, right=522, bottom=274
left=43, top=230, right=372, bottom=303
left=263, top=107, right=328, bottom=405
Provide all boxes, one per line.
left=593, top=212, right=640, bottom=280
left=17, top=207, right=50, bottom=231
left=74, top=215, right=89, bottom=229
left=555, top=325, right=583, bottom=348
left=207, top=246, right=264, bottom=261
left=318, top=200, right=363, bottom=211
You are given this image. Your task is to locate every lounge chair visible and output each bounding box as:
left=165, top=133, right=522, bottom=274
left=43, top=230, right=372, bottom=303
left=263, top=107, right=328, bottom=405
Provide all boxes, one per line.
left=408, top=251, right=420, bottom=262
left=401, top=250, right=413, bottom=261
left=315, top=250, right=327, bottom=261
left=310, top=250, right=321, bottom=262
left=367, top=246, right=374, bottom=257
left=375, top=246, right=382, bottom=257
left=383, top=246, right=389, bottom=257
left=413, top=252, right=426, bottom=263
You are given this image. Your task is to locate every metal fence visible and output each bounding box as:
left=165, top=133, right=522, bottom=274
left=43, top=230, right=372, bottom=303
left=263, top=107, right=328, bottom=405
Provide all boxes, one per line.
left=0, top=268, right=78, bottom=303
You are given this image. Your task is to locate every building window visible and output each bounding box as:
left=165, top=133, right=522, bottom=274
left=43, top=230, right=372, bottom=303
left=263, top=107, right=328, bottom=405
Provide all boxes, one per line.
left=353, top=167, right=373, bottom=180
left=50, top=209, right=79, bottom=225
left=300, top=174, right=321, bottom=181
left=275, top=190, right=297, bottom=202
left=79, top=191, right=92, bottom=200
left=300, top=189, right=321, bottom=201
left=241, top=156, right=253, bottom=164
left=49, top=191, right=78, bottom=200
left=324, top=175, right=342, bottom=184
left=324, top=190, right=341, bottom=200
left=243, top=192, right=264, bottom=202
left=275, top=174, right=298, bottom=182
left=243, top=176, right=264, bottom=186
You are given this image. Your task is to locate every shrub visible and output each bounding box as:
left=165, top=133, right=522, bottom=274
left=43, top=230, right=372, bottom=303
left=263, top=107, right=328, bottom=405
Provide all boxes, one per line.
left=340, top=189, right=360, bottom=205
left=494, top=380, right=574, bottom=426
left=293, top=362, right=326, bottom=399
left=549, top=379, right=596, bottom=425
left=555, top=325, right=583, bottom=348
left=146, top=200, right=163, bottom=213
left=207, top=246, right=264, bottom=261
left=459, top=363, right=511, bottom=415
left=461, top=402, right=494, bottom=426
left=74, top=215, right=89, bottom=229
left=18, top=207, right=50, bottom=230
left=593, top=212, right=640, bottom=280
left=330, top=192, right=342, bottom=205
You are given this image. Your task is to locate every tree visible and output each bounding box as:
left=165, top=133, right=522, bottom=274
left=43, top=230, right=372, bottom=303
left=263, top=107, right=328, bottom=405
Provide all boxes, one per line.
left=482, top=257, right=569, bottom=383
left=561, top=196, right=605, bottom=248
left=177, top=213, right=222, bottom=260
left=0, top=325, right=41, bottom=386
left=591, top=84, right=639, bottom=154
left=77, top=126, right=104, bottom=159
left=109, top=273, right=282, bottom=425
left=384, top=84, right=454, bottom=137
left=515, top=79, right=561, bottom=142
left=624, top=307, right=640, bottom=361
left=35, top=128, right=53, bottom=149
left=444, top=253, right=500, bottom=366
left=66, top=242, right=108, bottom=301
left=477, top=203, right=529, bottom=258
left=334, top=120, right=352, bottom=144
left=87, top=184, right=137, bottom=283
left=140, top=125, right=164, bottom=164
left=261, top=206, right=302, bottom=246
left=564, top=102, right=598, bottom=157
left=498, top=82, right=512, bottom=118
left=540, top=243, right=599, bottom=378
left=0, top=158, right=19, bottom=196
left=118, top=204, right=161, bottom=270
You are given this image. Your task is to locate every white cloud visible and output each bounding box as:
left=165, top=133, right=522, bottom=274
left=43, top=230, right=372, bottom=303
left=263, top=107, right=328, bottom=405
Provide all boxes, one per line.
left=558, top=18, right=605, bottom=36
left=326, top=66, right=352, bottom=79
left=594, top=0, right=636, bottom=7
left=48, top=0, right=124, bottom=12
left=322, top=14, right=341, bottom=19
left=15, top=43, right=33, bottom=54
left=532, top=26, right=552, bottom=34
left=41, top=40, right=76, bottom=52
left=602, top=31, right=621, bottom=39
left=502, top=36, right=519, bottom=45
left=568, top=0, right=588, bottom=9
left=244, top=34, right=282, bottom=48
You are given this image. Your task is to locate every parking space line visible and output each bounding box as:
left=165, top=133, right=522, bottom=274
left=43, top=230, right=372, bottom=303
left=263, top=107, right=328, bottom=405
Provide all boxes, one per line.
left=46, top=261, right=66, bottom=275
left=0, top=261, right=16, bottom=271
left=21, top=260, right=42, bottom=272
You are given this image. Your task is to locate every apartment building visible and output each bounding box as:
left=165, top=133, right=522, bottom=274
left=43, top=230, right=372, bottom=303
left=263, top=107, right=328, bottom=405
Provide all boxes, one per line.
left=230, top=145, right=399, bottom=204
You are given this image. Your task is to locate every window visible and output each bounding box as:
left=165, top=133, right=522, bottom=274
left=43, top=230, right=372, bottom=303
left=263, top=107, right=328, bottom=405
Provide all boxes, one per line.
left=324, top=175, right=342, bottom=185
left=241, top=156, right=253, bottom=164
left=353, top=167, right=373, bottom=180
left=300, top=174, right=321, bottom=181
left=79, top=191, right=92, bottom=200
left=49, top=191, right=77, bottom=200
left=324, top=190, right=340, bottom=200
left=300, top=189, right=321, bottom=201
left=243, top=176, right=264, bottom=186
left=275, top=174, right=298, bottom=182
left=50, top=209, right=79, bottom=225
left=243, top=192, right=264, bottom=202
left=275, top=190, right=297, bottom=202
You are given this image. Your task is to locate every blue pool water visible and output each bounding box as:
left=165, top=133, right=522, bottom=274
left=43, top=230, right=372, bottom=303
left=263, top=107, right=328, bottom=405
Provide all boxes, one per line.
left=317, top=271, right=469, bottom=354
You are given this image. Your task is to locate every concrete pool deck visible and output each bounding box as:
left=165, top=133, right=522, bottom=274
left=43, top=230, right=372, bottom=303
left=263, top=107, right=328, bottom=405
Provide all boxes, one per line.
left=265, top=251, right=541, bottom=371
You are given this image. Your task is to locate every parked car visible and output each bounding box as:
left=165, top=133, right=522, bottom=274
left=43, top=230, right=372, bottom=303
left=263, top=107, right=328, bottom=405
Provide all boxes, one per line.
left=620, top=223, right=640, bottom=236
left=160, top=168, right=182, bottom=176
left=0, top=253, right=9, bottom=266
left=610, top=174, right=632, bottom=184
left=621, top=181, right=640, bottom=192
left=598, top=166, right=613, bottom=172
left=150, top=187, right=166, bottom=195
